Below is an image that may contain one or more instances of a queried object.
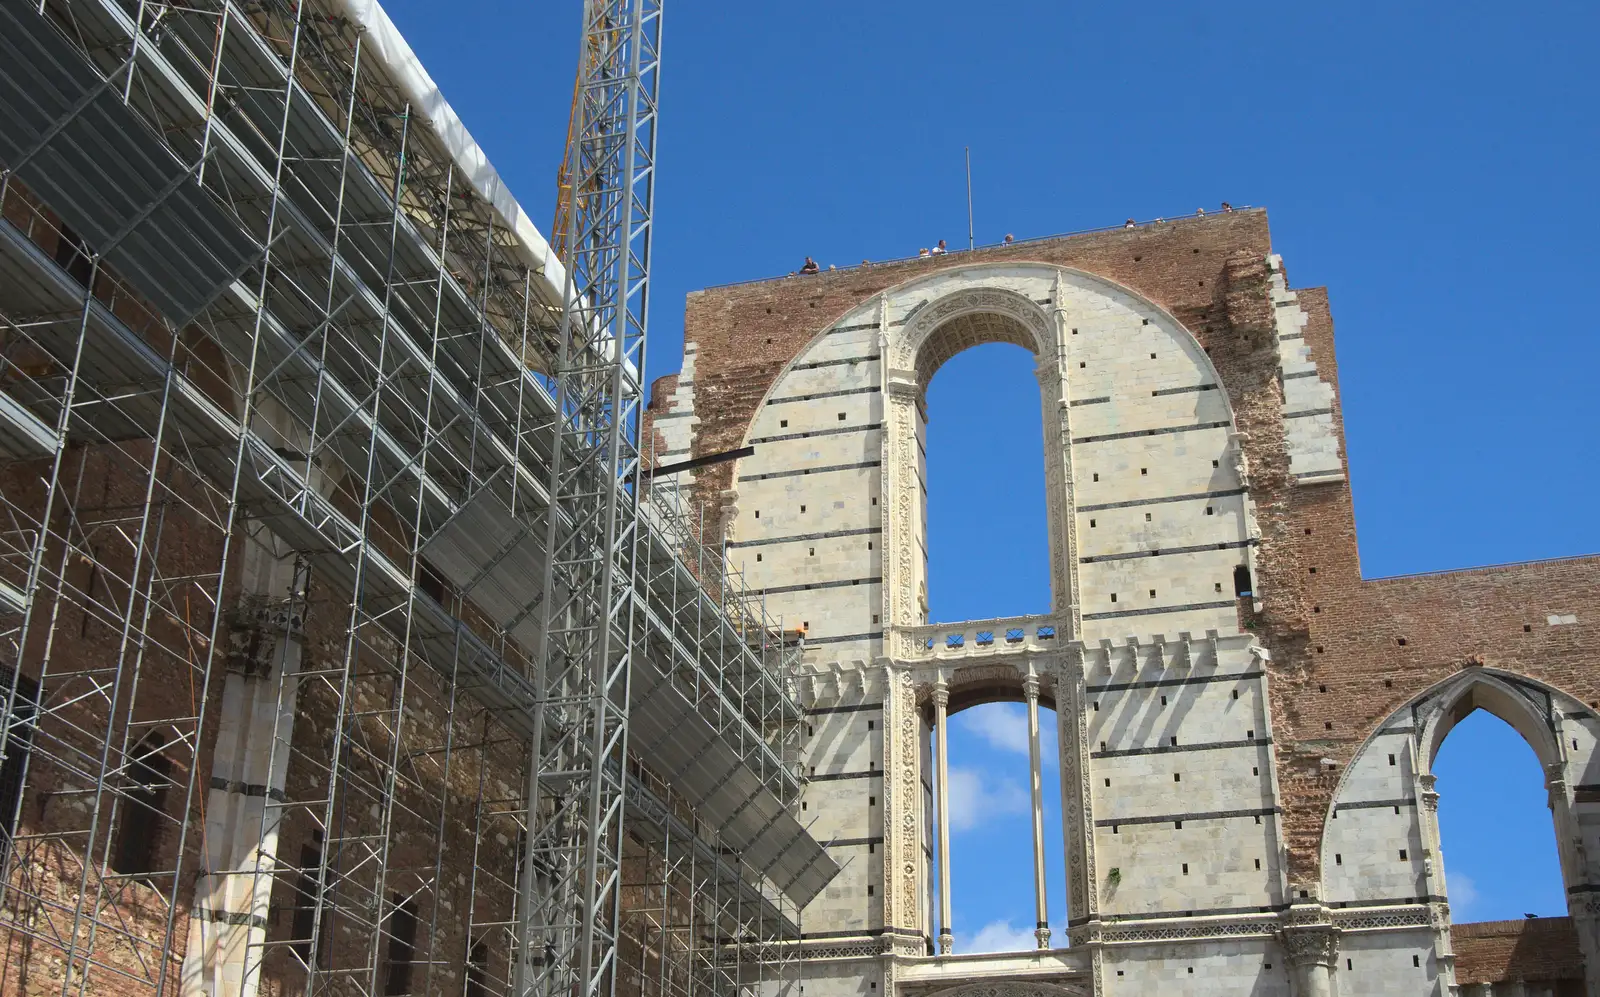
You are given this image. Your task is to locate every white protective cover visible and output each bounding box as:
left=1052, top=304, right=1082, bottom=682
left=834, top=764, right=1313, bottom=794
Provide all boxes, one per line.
left=331, top=0, right=569, bottom=310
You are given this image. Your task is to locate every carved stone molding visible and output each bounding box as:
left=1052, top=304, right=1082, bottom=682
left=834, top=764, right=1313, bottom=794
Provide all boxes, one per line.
left=1279, top=922, right=1340, bottom=969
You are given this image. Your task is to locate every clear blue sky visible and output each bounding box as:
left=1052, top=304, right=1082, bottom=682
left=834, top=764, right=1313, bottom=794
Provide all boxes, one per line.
left=383, top=0, right=1598, bottom=946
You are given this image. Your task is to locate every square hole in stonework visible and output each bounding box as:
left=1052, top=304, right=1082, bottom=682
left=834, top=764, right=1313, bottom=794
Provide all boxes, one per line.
left=1206, top=506, right=1214, bottom=515
left=1325, top=721, right=1333, bottom=730
left=1187, top=968, right=1193, bottom=975
left=1090, top=519, right=1097, bottom=528
left=869, top=796, right=876, bottom=806
left=872, top=614, right=880, bottom=624
left=1093, top=472, right=1100, bottom=482
left=800, top=505, right=806, bottom=513
left=1181, top=863, right=1188, bottom=874
left=1111, top=593, right=1118, bottom=603
left=838, top=412, right=847, bottom=421
left=1170, top=736, right=1178, bottom=746
left=1525, top=624, right=1533, bottom=632
left=871, top=497, right=877, bottom=505
left=1104, top=778, right=1110, bottom=787
left=1252, top=766, right=1259, bottom=775
left=867, top=541, right=873, bottom=549
left=1309, top=566, right=1317, bottom=574
left=1149, top=589, right=1156, bottom=598
left=1384, top=678, right=1392, bottom=687
left=1150, top=353, right=1157, bottom=360
left=1145, top=512, right=1152, bottom=522
left=1247, top=729, right=1254, bottom=738
left=1072, top=328, right=1078, bottom=335
left=1255, top=858, right=1261, bottom=870
left=866, top=720, right=873, bottom=730
left=1080, top=361, right=1087, bottom=368
left=808, top=548, right=815, bottom=556
left=780, top=419, right=789, bottom=428
left=1388, top=754, right=1396, bottom=766
left=1142, top=318, right=1150, bottom=326
left=1141, top=468, right=1148, bottom=476
left=1213, top=459, right=1220, bottom=468
left=1160, top=695, right=1167, bottom=706
left=867, top=886, right=874, bottom=896
left=1319, top=684, right=1327, bottom=693
left=755, top=510, right=760, bottom=519
left=1216, top=582, right=1223, bottom=593
left=756, top=553, right=763, bottom=562
left=1100, top=741, right=1108, bottom=751
left=1335, top=854, right=1342, bottom=866
left=1413, top=956, right=1420, bottom=968
left=1174, top=773, right=1181, bottom=782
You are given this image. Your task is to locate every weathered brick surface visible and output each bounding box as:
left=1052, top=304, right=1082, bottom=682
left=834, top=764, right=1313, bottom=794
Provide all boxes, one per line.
left=675, top=209, right=1600, bottom=891
left=1453, top=917, right=1586, bottom=987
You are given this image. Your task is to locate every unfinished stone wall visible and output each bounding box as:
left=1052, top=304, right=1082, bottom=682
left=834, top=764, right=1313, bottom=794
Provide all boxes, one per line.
left=671, top=209, right=1600, bottom=997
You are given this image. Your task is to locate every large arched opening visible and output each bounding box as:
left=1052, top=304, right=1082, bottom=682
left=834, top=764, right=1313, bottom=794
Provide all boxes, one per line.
left=940, top=696, right=1067, bottom=952
left=1434, top=709, right=1565, bottom=920
left=922, top=342, right=1050, bottom=623
left=1321, top=670, right=1600, bottom=994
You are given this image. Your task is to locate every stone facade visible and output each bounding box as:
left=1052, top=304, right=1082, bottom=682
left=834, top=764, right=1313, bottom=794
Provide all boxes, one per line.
left=658, top=210, right=1600, bottom=996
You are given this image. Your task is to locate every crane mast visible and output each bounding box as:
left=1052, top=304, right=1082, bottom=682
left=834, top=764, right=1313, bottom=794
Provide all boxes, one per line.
left=518, top=1, right=662, bottom=997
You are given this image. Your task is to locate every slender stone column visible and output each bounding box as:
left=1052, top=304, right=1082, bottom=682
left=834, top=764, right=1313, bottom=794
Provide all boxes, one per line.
left=1024, top=673, right=1050, bottom=948
left=934, top=681, right=953, bottom=954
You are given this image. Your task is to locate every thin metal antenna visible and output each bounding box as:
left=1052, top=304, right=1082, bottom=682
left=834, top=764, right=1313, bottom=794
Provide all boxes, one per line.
left=965, top=146, right=975, bottom=251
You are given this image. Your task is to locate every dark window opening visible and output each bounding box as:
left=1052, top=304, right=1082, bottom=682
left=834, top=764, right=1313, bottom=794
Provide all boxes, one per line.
left=1233, top=565, right=1253, bottom=598
left=417, top=559, right=446, bottom=603
left=466, top=938, right=489, bottom=997
left=291, top=838, right=333, bottom=969
left=112, top=733, right=172, bottom=877
left=54, top=225, right=94, bottom=286
left=385, top=894, right=418, bottom=994
left=0, top=668, right=41, bottom=867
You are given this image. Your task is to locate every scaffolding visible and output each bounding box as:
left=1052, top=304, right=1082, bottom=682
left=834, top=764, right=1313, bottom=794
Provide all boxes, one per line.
left=0, top=1, right=834, bottom=996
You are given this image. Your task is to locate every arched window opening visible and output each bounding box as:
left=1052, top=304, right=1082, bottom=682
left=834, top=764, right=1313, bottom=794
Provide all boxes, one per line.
left=939, top=701, right=1065, bottom=953
left=1434, top=709, right=1565, bottom=920
left=923, top=343, right=1049, bottom=623
left=111, top=731, right=172, bottom=878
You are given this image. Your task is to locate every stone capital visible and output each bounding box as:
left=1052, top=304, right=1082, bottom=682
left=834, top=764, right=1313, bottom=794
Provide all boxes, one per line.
left=1279, top=924, right=1340, bottom=969
left=1022, top=673, right=1041, bottom=702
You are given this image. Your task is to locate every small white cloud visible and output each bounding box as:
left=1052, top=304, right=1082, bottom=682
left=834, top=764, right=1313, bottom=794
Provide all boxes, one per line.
left=961, top=919, right=1038, bottom=954
left=1449, top=872, right=1479, bottom=915
left=945, top=766, right=1027, bottom=832
left=957, top=705, right=1058, bottom=766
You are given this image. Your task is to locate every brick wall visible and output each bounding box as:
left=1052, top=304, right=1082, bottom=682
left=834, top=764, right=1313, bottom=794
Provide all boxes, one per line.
left=1453, top=917, right=1586, bottom=988
left=675, top=209, right=1600, bottom=890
